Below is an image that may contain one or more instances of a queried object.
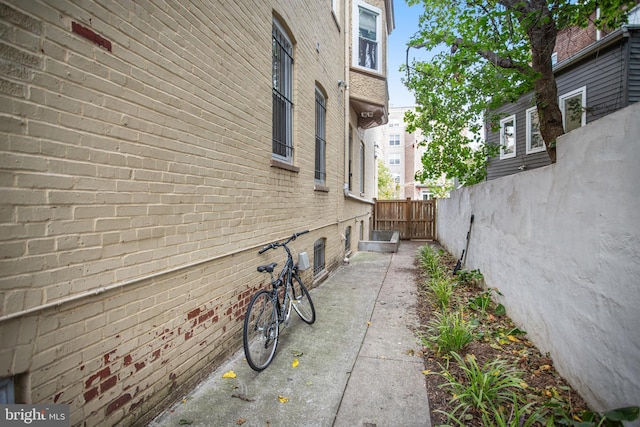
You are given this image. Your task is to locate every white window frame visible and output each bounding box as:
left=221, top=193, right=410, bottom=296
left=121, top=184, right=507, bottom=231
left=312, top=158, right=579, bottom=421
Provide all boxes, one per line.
left=389, top=154, right=401, bottom=165
left=389, top=134, right=400, bottom=146
left=525, top=107, right=546, bottom=154
left=352, top=0, right=382, bottom=74
left=499, top=115, right=516, bottom=160
left=559, top=86, right=587, bottom=133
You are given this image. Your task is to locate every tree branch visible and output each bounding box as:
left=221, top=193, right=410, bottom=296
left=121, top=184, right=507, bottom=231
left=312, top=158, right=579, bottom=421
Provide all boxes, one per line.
left=453, top=38, right=533, bottom=74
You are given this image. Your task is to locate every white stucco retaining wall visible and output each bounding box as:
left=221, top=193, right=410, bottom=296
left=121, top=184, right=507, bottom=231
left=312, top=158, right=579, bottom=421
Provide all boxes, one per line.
left=436, top=102, right=640, bottom=418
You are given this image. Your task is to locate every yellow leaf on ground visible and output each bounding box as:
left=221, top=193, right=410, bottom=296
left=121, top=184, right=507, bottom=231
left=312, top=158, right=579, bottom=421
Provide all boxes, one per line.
left=278, top=395, right=289, bottom=403
left=292, top=359, right=299, bottom=368
left=222, top=370, right=237, bottom=379
left=422, top=370, right=431, bottom=375
left=507, top=335, right=521, bottom=343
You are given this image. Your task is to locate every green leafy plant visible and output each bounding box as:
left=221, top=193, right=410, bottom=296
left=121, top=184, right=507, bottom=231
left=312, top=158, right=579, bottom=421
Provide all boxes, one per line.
left=468, top=287, right=504, bottom=317
left=427, top=277, right=454, bottom=309
left=545, top=403, right=639, bottom=427
left=455, top=268, right=483, bottom=287
left=438, top=393, right=547, bottom=427
left=421, top=310, right=475, bottom=355
left=482, top=394, right=548, bottom=427
left=468, top=290, right=492, bottom=315
left=436, top=352, right=527, bottom=419
left=419, top=245, right=442, bottom=276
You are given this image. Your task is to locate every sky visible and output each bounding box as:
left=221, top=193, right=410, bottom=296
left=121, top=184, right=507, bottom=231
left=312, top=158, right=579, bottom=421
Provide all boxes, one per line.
left=387, top=0, right=428, bottom=108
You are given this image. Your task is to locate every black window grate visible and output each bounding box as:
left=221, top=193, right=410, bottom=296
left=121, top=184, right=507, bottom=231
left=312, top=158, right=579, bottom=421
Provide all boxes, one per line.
left=272, top=21, right=293, bottom=161
left=313, top=239, right=325, bottom=277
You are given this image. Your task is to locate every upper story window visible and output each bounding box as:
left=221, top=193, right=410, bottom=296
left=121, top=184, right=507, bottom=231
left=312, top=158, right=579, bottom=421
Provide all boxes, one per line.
left=272, top=18, right=294, bottom=163
left=389, top=134, right=400, bottom=146
left=389, top=153, right=401, bottom=165
left=559, top=86, right=586, bottom=133
left=525, top=107, right=545, bottom=154
left=499, top=115, right=516, bottom=159
left=353, top=0, right=382, bottom=73
left=315, top=87, right=327, bottom=184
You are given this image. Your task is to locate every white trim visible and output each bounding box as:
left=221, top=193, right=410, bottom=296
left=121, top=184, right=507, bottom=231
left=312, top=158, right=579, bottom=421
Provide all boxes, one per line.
left=352, top=0, right=382, bottom=74
left=559, top=86, right=587, bottom=132
left=525, top=107, right=546, bottom=154
left=499, top=115, right=516, bottom=159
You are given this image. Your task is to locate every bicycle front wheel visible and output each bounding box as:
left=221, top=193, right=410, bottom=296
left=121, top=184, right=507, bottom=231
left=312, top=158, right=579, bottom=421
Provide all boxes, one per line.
left=291, top=274, right=316, bottom=324
left=243, top=290, right=279, bottom=371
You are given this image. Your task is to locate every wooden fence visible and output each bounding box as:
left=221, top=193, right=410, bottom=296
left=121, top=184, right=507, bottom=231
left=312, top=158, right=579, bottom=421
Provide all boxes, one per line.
left=372, top=198, right=436, bottom=240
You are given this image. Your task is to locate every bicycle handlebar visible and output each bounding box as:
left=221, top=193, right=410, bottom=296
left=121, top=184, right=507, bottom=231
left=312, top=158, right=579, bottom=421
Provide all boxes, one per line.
left=258, top=230, right=309, bottom=254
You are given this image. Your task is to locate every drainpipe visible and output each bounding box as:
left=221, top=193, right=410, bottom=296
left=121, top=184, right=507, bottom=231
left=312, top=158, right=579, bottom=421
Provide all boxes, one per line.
left=344, top=1, right=350, bottom=198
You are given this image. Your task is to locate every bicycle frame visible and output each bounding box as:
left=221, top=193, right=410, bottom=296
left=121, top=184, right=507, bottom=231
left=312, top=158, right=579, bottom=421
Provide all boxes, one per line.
left=243, top=230, right=315, bottom=371
left=268, top=253, right=295, bottom=325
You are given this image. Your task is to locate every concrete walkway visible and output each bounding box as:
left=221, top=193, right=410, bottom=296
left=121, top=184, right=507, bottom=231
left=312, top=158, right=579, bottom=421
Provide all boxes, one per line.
left=148, top=241, right=431, bottom=427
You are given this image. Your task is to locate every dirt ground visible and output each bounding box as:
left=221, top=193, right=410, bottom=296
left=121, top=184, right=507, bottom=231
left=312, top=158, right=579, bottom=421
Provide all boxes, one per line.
left=413, top=245, right=591, bottom=426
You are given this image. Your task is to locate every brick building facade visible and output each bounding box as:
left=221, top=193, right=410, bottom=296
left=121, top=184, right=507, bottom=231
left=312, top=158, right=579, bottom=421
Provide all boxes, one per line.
left=0, top=1, right=393, bottom=425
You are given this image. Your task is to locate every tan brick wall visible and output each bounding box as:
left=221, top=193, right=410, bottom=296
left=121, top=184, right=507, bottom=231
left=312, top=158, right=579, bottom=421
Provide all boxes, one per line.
left=0, top=0, right=386, bottom=425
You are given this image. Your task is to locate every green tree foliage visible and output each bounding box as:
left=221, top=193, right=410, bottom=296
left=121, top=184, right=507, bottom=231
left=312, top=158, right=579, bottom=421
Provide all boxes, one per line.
left=424, top=177, right=454, bottom=199
left=377, top=159, right=399, bottom=199
left=404, top=0, right=635, bottom=186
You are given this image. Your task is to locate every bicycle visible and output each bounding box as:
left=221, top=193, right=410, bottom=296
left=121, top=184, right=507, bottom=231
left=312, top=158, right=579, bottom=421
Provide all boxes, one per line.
left=242, top=230, right=316, bottom=371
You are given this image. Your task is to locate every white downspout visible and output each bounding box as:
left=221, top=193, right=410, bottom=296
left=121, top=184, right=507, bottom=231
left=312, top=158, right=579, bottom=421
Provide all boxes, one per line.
left=344, top=1, right=350, bottom=197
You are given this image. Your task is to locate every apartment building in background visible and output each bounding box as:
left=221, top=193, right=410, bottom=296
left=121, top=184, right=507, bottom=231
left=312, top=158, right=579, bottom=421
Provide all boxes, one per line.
left=0, top=1, right=394, bottom=425
left=367, top=106, right=430, bottom=200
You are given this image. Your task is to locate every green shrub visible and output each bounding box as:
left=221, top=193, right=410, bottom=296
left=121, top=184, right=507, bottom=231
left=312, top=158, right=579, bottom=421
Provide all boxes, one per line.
left=421, top=310, right=475, bottom=355
left=436, top=352, right=526, bottom=419
left=427, top=277, right=454, bottom=309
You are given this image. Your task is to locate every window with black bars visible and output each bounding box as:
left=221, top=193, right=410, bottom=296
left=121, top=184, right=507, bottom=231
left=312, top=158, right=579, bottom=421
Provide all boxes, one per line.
left=272, top=20, right=293, bottom=161
left=345, top=226, right=351, bottom=253
left=315, top=88, right=326, bottom=183
left=313, top=239, right=326, bottom=277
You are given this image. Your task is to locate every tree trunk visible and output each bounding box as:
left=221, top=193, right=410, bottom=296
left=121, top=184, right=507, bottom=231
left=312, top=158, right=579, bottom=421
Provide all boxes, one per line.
left=527, top=10, right=563, bottom=164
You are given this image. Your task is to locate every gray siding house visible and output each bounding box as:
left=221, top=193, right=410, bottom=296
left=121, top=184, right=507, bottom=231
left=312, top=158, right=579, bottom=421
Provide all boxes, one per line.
left=486, top=25, right=640, bottom=180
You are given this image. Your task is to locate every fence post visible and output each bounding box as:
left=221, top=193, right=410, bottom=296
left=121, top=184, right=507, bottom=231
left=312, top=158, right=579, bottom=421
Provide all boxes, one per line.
left=372, top=198, right=377, bottom=231
left=405, top=197, right=411, bottom=240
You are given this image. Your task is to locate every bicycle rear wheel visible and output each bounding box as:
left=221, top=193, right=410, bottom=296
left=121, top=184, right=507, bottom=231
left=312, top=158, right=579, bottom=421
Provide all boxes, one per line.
left=243, top=290, right=279, bottom=371
left=291, top=274, right=316, bottom=324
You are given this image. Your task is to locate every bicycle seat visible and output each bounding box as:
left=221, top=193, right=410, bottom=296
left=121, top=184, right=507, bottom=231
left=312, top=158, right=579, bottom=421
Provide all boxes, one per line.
left=257, top=262, right=277, bottom=273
